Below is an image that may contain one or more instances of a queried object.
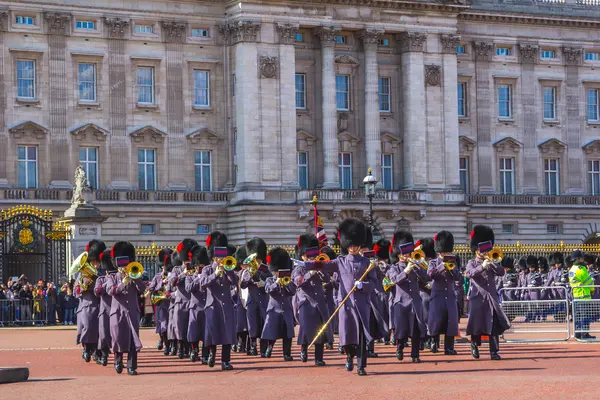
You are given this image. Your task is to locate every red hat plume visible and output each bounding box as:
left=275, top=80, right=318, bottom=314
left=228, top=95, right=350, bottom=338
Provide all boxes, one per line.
left=470, top=230, right=475, bottom=239
left=373, top=244, right=381, bottom=254
left=188, top=251, right=193, bottom=262
left=176, top=242, right=184, bottom=253
left=164, top=255, right=170, bottom=266
left=266, top=254, right=272, bottom=265
left=415, top=240, right=421, bottom=247
left=388, top=245, right=393, bottom=255
left=205, top=236, right=211, bottom=248
left=110, top=246, right=115, bottom=258
left=85, top=243, right=90, bottom=252
left=99, top=252, right=105, bottom=261
left=434, top=234, right=439, bottom=242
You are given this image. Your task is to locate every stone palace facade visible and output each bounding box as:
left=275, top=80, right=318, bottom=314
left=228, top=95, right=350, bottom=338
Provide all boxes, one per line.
left=1, top=0, right=600, bottom=246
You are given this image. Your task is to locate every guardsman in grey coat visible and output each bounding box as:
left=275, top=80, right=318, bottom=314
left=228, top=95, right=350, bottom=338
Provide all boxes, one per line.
left=320, top=246, right=339, bottom=350
left=386, top=231, right=428, bottom=363
left=94, top=249, right=116, bottom=366
left=240, top=237, right=271, bottom=357
left=298, top=218, right=377, bottom=376
left=465, top=225, right=511, bottom=361
left=233, top=246, right=249, bottom=353
left=186, top=246, right=210, bottom=363
left=166, top=252, right=182, bottom=356
left=106, top=242, right=146, bottom=375
left=292, top=235, right=331, bottom=366
left=198, top=232, right=238, bottom=370
left=262, top=247, right=297, bottom=361
left=149, top=248, right=174, bottom=356
left=173, top=239, right=197, bottom=359
left=75, top=239, right=105, bottom=364
left=416, top=237, right=436, bottom=352
left=427, top=231, right=461, bottom=355
left=373, top=239, right=392, bottom=345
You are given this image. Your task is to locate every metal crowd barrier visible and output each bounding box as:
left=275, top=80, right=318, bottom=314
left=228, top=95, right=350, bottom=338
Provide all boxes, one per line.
left=499, top=287, right=571, bottom=342
left=0, top=299, right=52, bottom=327
left=571, top=285, right=600, bottom=342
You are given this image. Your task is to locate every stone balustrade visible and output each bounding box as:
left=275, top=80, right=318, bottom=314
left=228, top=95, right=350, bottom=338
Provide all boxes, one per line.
left=467, top=194, right=600, bottom=206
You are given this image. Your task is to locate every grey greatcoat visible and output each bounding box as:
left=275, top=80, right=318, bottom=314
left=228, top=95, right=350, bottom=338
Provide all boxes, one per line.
left=426, top=258, right=461, bottom=336
left=292, top=269, right=332, bottom=344
left=370, top=267, right=390, bottom=340
left=465, top=258, right=511, bottom=336
left=75, top=276, right=100, bottom=345
left=386, top=262, right=428, bottom=340
left=166, top=268, right=180, bottom=341
left=148, top=272, right=170, bottom=335
left=173, top=269, right=192, bottom=341
left=185, top=272, right=206, bottom=343
left=94, top=272, right=115, bottom=349
left=262, top=277, right=297, bottom=340
left=301, top=254, right=378, bottom=346
left=106, top=272, right=146, bottom=353
left=240, top=269, right=271, bottom=337
left=199, top=263, right=238, bottom=346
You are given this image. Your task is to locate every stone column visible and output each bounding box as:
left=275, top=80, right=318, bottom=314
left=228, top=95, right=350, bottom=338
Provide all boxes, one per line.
left=0, top=13, right=8, bottom=187
left=104, top=18, right=130, bottom=189
left=399, top=32, right=427, bottom=189
left=358, top=29, right=383, bottom=183
left=519, top=44, right=540, bottom=194
left=45, top=13, right=72, bottom=188
left=316, top=27, right=340, bottom=189
left=473, top=42, right=494, bottom=193
left=441, top=35, right=461, bottom=189
left=162, top=22, right=187, bottom=190
left=277, top=23, right=300, bottom=188
left=564, top=47, right=584, bottom=194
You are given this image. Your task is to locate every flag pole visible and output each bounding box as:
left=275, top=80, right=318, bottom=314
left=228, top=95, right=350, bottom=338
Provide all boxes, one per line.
left=309, top=194, right=318, bottom=239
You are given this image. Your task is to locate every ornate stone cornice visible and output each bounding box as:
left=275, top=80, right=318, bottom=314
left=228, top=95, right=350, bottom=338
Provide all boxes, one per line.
left=276, top=23, right=299, bottom=45
left=0, top=12, right=8, bottom=32
left=473, top=41, right=493, bottom=61
left=357, top=29, right=383, bottom=49
left=44, top=12, right=71, bottom=36
left=104, top=17, right=130, bottom=39
left=459, top=12, right=600, bottom=29
left=219, top=21, right=261, bottom=45
left=425, top=65, right=441, bottom=86
left=315, top=26, right=340, bottom=48
left=440, top=35, right=460, bottom=54
left=563, top=47, right=583, bottom=66
left=161, top=21, right=187, bottom=44
left=518, top=44, right=538, bottom=64
left=259, top=56, right=277, bottom=78
left=267, top=0, right=468, bottom=13
left=398, top=32, right=426, bottom=53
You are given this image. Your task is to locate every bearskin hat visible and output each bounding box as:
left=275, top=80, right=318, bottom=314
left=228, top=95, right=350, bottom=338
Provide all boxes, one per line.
left=235, top=245, right=248, bottom=267
left=192, top=246, right=210, bottom=267
left=246, top=237, right=267, bottom=263
left=517, top=257, right=528, bottom=270
left=584, top=253, right=596, bottom=266
left=373, top=239, right=391, bottom=261
left=417, top=238, right=436, bottom=259
left=158, top=248, right=174, bottom=272
left=338, top=218, right=367, bottom=250
left=296, top=234, right=319, bottom=258
left=538, top=256, right=549, bottom=271
left=526, top=255, right=538, bottom=268
left=469, top=225, right=495, bottom=252
left=565, top=255, right=573, bottom=268
left=86, top=240, right=106, bottom=262
left=434, top=230, right=454, bottom=253
left=176, top=238, right=200, bottom=263
left=549, top=252, right=564, bottom=266
left=363, top=227, right=373, bottom=249
left=227, top=244, right=237, bottom=257
left=111, top=241, right=136, bottom=263
left=501, top=256, right=514, bottom=270
left=320, top=246, right=338, bottom=261
left=207, top=231, right=228, bottom=259
left=99, top=249, right=116, bottom=271
left=392, top=230, right=414, bottom=255
left=172, top=251, right=183, bottom=267
left=267, top=247, right=291, bottom=273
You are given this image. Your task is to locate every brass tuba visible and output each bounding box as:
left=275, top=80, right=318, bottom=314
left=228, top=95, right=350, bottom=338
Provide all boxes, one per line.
left=243, top=253, right=259, bottom=276
left=70, top=252, right=98, bottom=291
left=125, top=262, right=144, bottom=280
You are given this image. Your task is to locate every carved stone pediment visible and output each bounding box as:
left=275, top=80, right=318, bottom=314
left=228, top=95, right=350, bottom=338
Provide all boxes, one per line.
left=583, top=139, right=600, bottom=155
left=538, top=138, right=566, bottom=155
left=493, top=136, right=523, bottom=153
left=381, top=132, right=401, bottom=153
left=459, top=135, right=476, bottom=153
left=9, top=121, right=50, bottom=139
left=186, top=127, right=220, bottom=145
left=70, top=123, right=109, bottom=141
left=297, top=129, right=316, bottom=151
left=129, top=125, right=167, bottom=143
left=338, top=131, right=361, bottom=151
left=335, top=55, right=359, bottom=65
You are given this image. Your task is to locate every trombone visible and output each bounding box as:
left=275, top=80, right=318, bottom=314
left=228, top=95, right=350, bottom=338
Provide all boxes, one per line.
left=483, top=248, right=503, bottom=263
left=277, top=270, right=292, bottom=287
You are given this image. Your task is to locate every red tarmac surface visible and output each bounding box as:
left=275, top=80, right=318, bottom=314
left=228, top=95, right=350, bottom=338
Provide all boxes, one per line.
left=1, top=327, right=599, bottom=400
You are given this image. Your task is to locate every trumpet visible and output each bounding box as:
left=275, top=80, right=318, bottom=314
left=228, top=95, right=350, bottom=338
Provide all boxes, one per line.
left=279, top=276, right=291, bottom=286
left=315, top=253, right=330, bottom=262
left=484, top=247, right=503, bottom=263
left=70, top=252, right=98, bottom=291
left=151, top=291, right=168, bottom=304
left=277, top=270, right=292, bottom=286
left=382, top=276, right=394, bottom=292
left=123, top=262, right=144, bottom=281
left=220, top=256, right=237, bottom=271
left=444, top=261, right=457, bottom=271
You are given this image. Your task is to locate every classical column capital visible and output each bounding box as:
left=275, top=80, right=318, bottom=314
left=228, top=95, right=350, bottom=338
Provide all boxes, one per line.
left=358, top=29, right=383, bottom=50
left=276, top=23, right=299, bottom=45
left=563, top=47, right=583, bottom=66
left=161, top=21, right=187, bottom=44
left=473, top=41, right=493, bottom=61
left=425, top=65, right=441, bottom=86
left=440, top=35, right=460, bottom=54
left=398, top=32, right=427, bottom=53
left=219, top=20, right=261, bottom=45
left=0, top=12, right=8, bottom=32
left=104, top=17, right=130, bottom=39
left=44, top=12, right=72, bottom=36
left=518, top=43, right=539, bottom=64
left=315, top=26, right=340, bottom=48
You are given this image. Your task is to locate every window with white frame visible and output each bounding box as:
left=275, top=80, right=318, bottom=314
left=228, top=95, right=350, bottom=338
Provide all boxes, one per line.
left=381, top=154, right=393, bottom=190
left=298, top=152, right=309, bottom=190
left=17, top=146, right=38, bottom=188
left=540, top=50, right=555, bottom=59
left=587, top=89, right=599, bottom=121
left=502, top=224, right=514, bottom=235
left=191, top=28, right=209, bottom=38
left=295, top=73, right=306, bottom=109
left=335, top=35, right=347, bottom=44
left=544, top=158, right=559, bottom=195
left=378, top=77, right=390, bottom=112
left=459, top=157, right=469, bottom=194
left=193, top=70, right=210, bottom=107
left=17, top=60, right=35, bottom=99
left=456, top=45, right=465, bottom=54
left=78, top=63, right=96, bottom=102
left=137, top=67, right=154, bottom=104
left=196, top=224, right=210, bottom=235
left=496, top=47, right=511, bottom=56
left=588, top=160, right=600, bottom=195
left=76, top=20, right=95, bottom=30
left=458, top=82, right=466, bottom=117
left=15, top=16, right=34, bottom=25
left=135, top=24, right=153, bottom=34
left=499, top=157, right=515, bottom=195
left=338, top=153, right=352, bottom=189
left=585, top=52, right=600, bottom=61
left=194, top=151, right=212, bottom=191
left=547, top=224, right=560, bottom=234
left=543, top=87, right=556, bottom=120
left=138, top=149, right=156, bottom=190
left=336, top=75, right=350, bottom=111
left=498, top=84, right=512, bottom=118
left=79, top=147, right=98, bottom=189
left=140, top=224, right=156, bottom=235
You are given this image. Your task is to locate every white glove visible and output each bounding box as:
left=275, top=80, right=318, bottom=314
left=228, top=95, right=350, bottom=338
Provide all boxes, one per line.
left=257, top=280, right=266, bottom=288
left=275, top=278, right=281, bottom=284
left=404, top=264, right=414, bottom=274
left=354, top=281, right=363, bottom=290
left=482, top=260, right=490, bottom=270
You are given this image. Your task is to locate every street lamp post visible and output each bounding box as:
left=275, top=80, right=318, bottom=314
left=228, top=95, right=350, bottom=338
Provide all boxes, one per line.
left=363, top=168, right=378, bottom=231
